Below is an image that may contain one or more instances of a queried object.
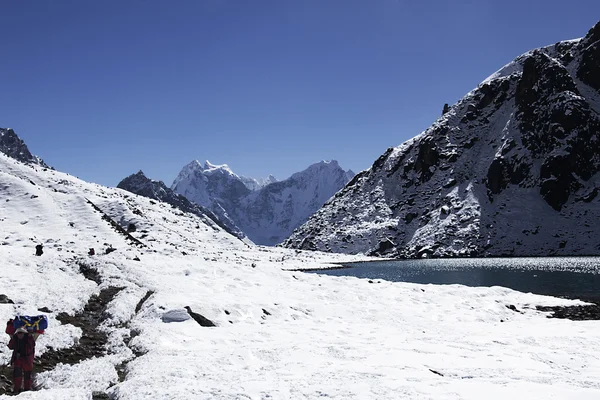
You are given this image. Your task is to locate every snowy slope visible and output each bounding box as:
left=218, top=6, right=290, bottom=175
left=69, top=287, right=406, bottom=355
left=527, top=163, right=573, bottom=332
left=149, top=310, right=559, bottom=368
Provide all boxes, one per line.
left=172, top=159, right=355, bottom=245
left=1, top=151, right=600, bottom=399
left=284, top=22, right=600, bottom=258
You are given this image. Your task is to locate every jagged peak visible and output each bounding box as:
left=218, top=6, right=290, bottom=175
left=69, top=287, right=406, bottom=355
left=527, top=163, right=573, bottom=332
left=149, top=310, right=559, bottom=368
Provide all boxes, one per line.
left=0, top=127, right=48, bottom=167
left=183, top=160, right=204, bottom=171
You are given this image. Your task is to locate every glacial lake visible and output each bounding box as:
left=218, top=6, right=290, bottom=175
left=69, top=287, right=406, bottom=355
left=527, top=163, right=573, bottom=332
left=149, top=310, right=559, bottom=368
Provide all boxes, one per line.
left=308, top=257, right=600, bottom=302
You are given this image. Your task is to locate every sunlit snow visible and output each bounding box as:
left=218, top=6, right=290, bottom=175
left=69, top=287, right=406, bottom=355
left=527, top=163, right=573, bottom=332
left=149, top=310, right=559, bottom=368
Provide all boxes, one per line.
left=1, top=152, right=599, bottom=399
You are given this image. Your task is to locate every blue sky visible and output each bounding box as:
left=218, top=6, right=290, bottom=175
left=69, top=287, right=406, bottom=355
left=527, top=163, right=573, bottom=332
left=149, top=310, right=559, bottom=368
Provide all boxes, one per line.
left=1, top=1, right=599, bottom=186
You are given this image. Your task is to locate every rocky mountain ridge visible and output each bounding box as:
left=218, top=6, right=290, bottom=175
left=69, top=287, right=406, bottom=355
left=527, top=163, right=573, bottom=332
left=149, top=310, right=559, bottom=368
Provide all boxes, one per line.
left=283, top=21, right=600, bottom=258
left=0, top=128, right=48, bottom=167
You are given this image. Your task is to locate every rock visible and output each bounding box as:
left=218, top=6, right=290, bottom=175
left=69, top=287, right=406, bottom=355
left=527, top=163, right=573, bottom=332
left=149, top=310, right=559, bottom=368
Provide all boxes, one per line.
left=0, top=294, right=14, bottom=304
left=577, top=21, right=600, bottom=91
left=414, top=138, right=440, bottom=182
left=184, top=306, right=216, bottom=327
left=161, top=309, right=191, bottom=323
left=536, top=303, right=600, bottom=321
left=505, top=304, right=521, bottom=313
left=0, top=128, right=48, bottom=167
left=369, top=238, right=396, bottom=256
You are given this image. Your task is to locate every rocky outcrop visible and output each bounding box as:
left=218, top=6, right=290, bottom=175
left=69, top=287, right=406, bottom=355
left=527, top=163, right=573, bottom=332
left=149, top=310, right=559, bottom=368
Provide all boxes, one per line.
left=0, top=128, right=48, bottom=167
left=283, top=22, right=600, bottom=258
left=577, top=21, right=600, bottom=91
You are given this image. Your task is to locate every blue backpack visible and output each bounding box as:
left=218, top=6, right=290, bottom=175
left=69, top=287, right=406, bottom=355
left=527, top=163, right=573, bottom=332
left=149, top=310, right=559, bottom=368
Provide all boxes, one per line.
left=13, top=315, right=48, bottom=332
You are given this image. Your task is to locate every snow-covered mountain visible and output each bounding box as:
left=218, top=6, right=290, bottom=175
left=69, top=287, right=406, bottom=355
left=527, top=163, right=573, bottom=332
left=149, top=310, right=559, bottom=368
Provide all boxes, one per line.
left=284, top=21, right=600, bottom=258
left=171, top=160, right=252, bottom=209
left=116, top=170, right=247, bottom=240
left=172, top=160, right=355, bottom=245
left=1, top=142, right=599, bottom=399
left=0, top=128, right=48, bottom=167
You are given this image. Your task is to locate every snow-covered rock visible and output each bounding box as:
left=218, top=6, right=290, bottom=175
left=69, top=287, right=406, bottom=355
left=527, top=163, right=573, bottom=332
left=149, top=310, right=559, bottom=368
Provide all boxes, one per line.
left=161, top=309, right=191, bottom=323
left=283, top=21, right=600, bottom=258
left=172, top=160, right=354, bottom=245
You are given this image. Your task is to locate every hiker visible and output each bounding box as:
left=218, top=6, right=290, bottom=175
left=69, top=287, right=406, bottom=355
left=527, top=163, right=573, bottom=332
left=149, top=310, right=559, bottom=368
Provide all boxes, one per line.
left=88, top=248, right=95, bottom=256
left=7, top=327, right=37, bottom=393
left=35, top=244, right=43, bottom=256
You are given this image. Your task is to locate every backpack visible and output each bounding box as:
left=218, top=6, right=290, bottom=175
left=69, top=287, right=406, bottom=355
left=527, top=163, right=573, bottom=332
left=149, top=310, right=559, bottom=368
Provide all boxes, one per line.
left=11, top=315, right=48, bottom=333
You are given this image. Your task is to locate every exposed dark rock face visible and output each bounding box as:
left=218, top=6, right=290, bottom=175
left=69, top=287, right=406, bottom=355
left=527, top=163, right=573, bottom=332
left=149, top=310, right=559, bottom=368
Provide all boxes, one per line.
left=513, top=48, right=600, bottom=210
left=0, top=128, right=48, bottom=167
left=284, top=22, right=600, bottom=259
left=117, top=171, right=244, bottom=239
left=414, top=139, right=440, bottom=183
left=577, top=21, right=600, bottom=91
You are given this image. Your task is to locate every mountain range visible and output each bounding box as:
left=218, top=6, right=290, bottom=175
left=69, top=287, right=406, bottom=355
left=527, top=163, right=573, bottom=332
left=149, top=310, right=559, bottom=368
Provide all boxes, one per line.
left=171, top=160, right=355, bottom=246
left=3, top=23, right=599, bottom=258
left=283, top=21, right=600, bottom=258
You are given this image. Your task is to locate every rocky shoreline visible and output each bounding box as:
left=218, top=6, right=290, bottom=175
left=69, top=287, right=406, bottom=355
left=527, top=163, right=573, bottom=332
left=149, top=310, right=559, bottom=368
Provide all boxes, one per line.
left=536, top=302, right=600, bottom=321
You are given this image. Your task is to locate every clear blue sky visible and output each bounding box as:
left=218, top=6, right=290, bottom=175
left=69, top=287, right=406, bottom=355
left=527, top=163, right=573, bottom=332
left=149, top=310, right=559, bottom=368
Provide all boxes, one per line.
left=1, top=1, right=598, bottom=186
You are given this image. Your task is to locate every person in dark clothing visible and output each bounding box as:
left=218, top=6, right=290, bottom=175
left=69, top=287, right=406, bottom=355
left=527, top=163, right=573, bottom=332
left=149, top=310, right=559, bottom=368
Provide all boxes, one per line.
left=7, top=327, right=37, bottom=393
left=35, top=244, right=43, bottom=256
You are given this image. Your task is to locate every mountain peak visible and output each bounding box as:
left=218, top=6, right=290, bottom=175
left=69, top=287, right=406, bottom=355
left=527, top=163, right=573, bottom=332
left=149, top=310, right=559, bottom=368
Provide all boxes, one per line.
left=0, top=127, right=48, bottom=167
left=290, top=160, right=354, bottom=182
left=284, top=22, right=600, bottom=258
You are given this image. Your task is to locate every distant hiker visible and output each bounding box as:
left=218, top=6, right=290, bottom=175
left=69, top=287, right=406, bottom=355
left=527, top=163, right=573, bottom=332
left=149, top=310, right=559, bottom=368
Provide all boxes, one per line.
left=35, top=244, right=43, bottom=256
left=7, top=327, right=37, bottom=393
left=88, top=248, right=95, bottom=256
